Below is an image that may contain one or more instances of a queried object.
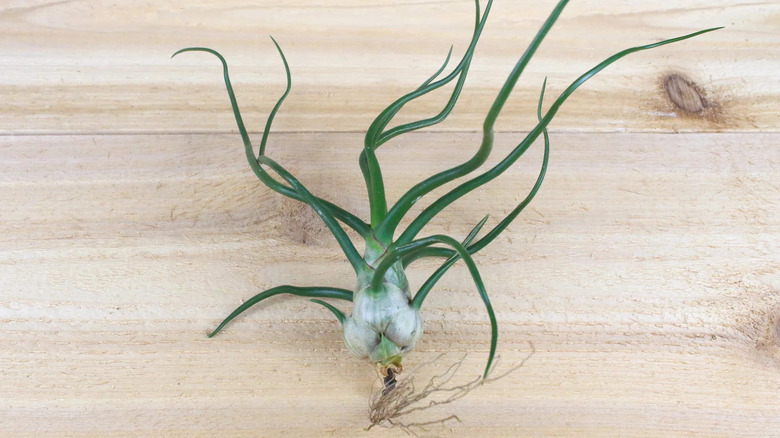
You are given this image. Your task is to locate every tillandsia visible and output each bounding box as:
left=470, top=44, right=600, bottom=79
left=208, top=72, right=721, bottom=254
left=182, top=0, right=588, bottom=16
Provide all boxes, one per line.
left=174, top=0, right=719, bottom=383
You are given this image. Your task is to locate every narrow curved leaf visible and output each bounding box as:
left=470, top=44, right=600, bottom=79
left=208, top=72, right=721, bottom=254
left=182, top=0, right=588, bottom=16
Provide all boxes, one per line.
left=377, top=0, right=566, bottom=242
left=257, top=155, right=367, bottom=274
left=172, top=46, right=370, bottom=237
left=397, top=26, right=722, bottom=246
left=411, top=79, right=550, bottom=321
left=209, top=286, right=353, bottom=337
left=310, top=299, right=347, bottom=324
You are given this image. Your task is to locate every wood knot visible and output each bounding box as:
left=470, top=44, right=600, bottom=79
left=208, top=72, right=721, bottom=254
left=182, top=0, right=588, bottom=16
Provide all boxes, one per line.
left=277, top=197, right=329, bottom=245
left=757, top=306, right=780, bottom=364
left=663, top=74, right=706, bottom=114
left=773, top=310, right=780, bottom=348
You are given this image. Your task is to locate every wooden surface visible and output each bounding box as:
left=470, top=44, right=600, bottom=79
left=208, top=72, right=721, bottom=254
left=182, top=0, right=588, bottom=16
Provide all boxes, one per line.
left=1, top=1, right=778, bottom=436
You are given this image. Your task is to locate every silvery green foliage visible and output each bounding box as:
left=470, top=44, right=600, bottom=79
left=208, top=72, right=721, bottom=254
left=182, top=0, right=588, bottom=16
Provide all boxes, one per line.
left=344, top=283, right=424, bottom=365
left=175, top=0, right=719, bottom=377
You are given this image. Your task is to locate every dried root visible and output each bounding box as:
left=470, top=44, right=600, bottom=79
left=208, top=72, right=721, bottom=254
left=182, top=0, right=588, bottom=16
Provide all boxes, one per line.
left=367, top=344, right=535, bottom=436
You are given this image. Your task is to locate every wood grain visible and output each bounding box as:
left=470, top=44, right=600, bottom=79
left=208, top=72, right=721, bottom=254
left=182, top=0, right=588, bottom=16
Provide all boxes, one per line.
left=1, top=1, right=778, bottom=436
left=0, top=0, right=776, bottom=134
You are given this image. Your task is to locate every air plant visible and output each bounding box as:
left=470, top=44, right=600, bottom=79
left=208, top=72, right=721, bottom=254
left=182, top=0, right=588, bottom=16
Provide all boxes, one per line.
left=174, top=0, right=719, bottom=385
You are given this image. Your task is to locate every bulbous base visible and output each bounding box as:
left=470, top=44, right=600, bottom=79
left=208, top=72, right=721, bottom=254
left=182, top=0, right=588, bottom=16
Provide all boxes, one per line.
left=342, top=264, right=423, bottom=369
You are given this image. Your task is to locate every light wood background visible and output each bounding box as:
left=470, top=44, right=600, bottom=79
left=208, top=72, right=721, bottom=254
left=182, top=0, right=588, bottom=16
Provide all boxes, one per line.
left=1, top=1, right=778, bottom=436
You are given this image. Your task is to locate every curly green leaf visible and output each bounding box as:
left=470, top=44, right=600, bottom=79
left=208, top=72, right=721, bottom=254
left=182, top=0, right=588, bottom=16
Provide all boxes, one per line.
left=209, top=286, right=353, bottom=337
left=397, top=26, right=722, bottom=246
left=172, top=45, right=370, bottom=237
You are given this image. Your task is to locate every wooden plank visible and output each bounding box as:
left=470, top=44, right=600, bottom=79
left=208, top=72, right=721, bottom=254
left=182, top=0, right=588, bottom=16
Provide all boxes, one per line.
left=0, top=0, right=776, bottom=134
left=2, top=0, right=778, bottom=435
left=1, top=131, right=778, bottom=436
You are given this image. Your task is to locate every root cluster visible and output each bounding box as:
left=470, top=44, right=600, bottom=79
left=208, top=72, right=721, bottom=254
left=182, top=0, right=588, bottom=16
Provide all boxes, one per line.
left=367, top=345, right=534, bottom=436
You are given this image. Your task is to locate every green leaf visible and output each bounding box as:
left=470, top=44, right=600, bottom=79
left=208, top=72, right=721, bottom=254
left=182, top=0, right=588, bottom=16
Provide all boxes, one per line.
left=410, top=235, right=498, bottom=378
left=462, top=214, right=489, bottom=247
left=208, top=286, right=353, bottom=337
left=257, top=155, right=367, bottom=274
left=401, top=214, right=488, bottom=268
left=411, top=79, right=551, bottom=332
left=376, top=0, right=567, bottom=242
left=371, top=234, right=497, bottom=378
left=310, top=299, right=347, bottom=324
left=172, top=45, right=370, bottom=237
left=397, top=26, right=722, bottom=246
left=360, top=0, right=493, bottom=239
left=258, top=36, right=291, bottom=157
left=365, top=0, right=491, bottom=150
left=371, top=334, right=403, bottom=367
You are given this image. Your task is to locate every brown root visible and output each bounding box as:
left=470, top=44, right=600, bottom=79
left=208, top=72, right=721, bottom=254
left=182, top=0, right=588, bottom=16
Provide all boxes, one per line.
left=367, top=344, right=535, bottom=436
